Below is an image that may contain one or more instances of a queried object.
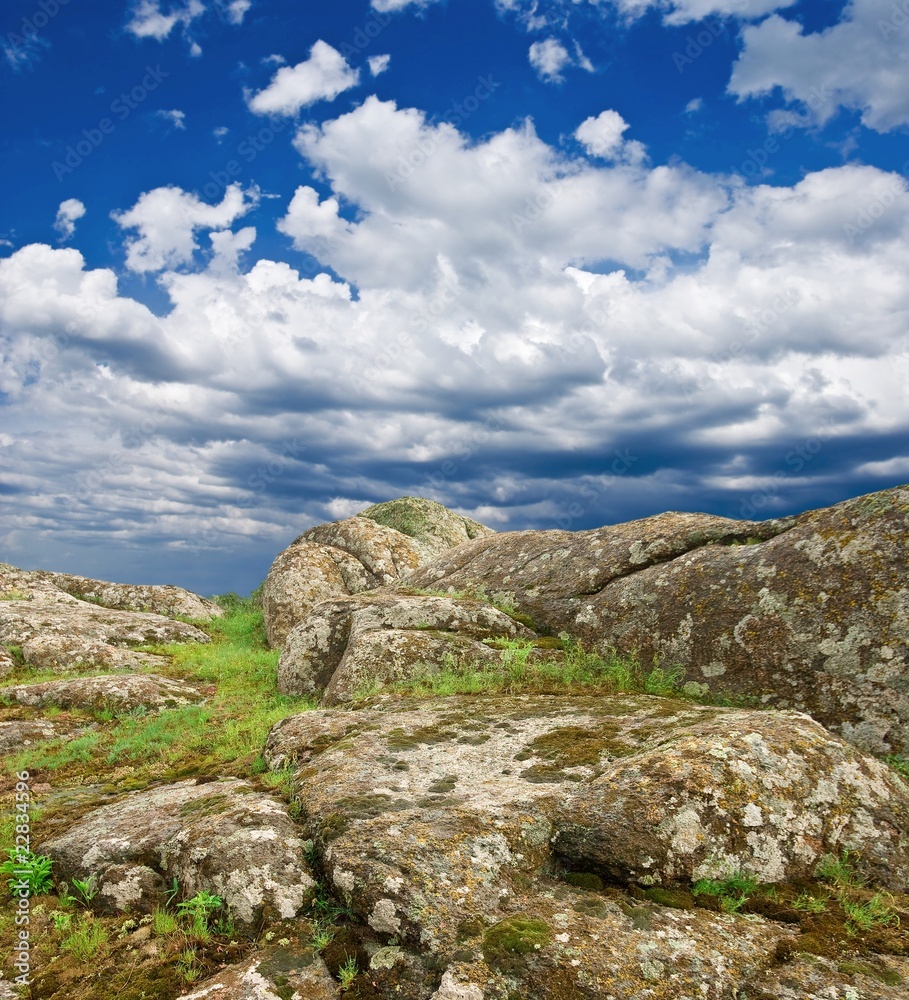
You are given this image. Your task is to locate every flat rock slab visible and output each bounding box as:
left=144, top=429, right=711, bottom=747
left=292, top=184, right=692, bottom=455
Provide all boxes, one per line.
left=401, top=485, right=909, bottom=754
left=746, top=954, right=909, bottom=998
left=181, top=946, right=338, bottom=1000
left=0, top=673, right=204, bottom=712
left=277, top=592, right=533, bottom=701
left=39, top=777, right=316, bottom=924
left=264, top=694, right=909, bottom=997
left=0, top=718, right=65, bottom=753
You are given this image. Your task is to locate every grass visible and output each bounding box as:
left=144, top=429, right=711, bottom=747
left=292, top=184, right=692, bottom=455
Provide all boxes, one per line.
left=842, top=893, right=902, bottom=935
left=692, top=872, right=760, bottom=913
left=373, top=634, right=684, bottom=700
left=815, top=850, right=868, bottom=890
left=885, top=755, right=909, bottom=779
left=1, top=594, right=316, bottom=788
left=61, top=914, right=108, bottom=961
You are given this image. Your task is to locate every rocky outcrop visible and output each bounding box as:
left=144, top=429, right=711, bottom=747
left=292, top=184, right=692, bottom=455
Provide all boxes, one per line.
left=0, top=674, right=204, bottom=713
left=0, top=718, right=66, bottom=753
left=39, top=778, right=316, bottom=923
left=0, top=561, right=213, bottom=674
left=276, top=593, right=533, bottom=702
left=403, top=486, right=909, bottom=753
left=261, top=499, right=493, bottom=649
left=0, top=563, right=222, bottom=619
left=263, top=694, right=909, bottom=995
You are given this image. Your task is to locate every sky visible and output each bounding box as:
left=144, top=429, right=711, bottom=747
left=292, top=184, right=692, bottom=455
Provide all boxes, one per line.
left=1, top=0, right=908, bottom=597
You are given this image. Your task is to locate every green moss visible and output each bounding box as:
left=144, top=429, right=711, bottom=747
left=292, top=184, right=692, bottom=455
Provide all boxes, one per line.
left=426, top=776, right=457, bottom=794
left=837, top=960, right=903, bottom=986
left=564, top=872, right=603, bottom=891
left=639, top=886, right=696, bottom=910
left=457, top=915, right=488, bottom=940
left=526, top=726, right=618, bottom=767
left=178, top=793, right=230, bottom=818
left=482, top=915, right=551, bottom=970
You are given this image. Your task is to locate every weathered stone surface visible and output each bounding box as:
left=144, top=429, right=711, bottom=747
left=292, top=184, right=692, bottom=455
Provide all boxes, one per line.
left=0, top=562, right=222, bottom=619
left=0, top=562, right=211, bottom=674
left=553, top=708, right=909, bottom=890
left=358, top=496, right=494, bottom=560
left=181, top=946, right=339, bottom=1000
left=0, top=646, right=15, bottom=678
left=0, top=718, right=64, bottom=753
left=744, top=954, right=909, bottom=998
left=262, top=499, right=493, bottom=649
left=0, top=673, right=204, bottom=713
left=403, top=486, right=909, bottom=753
left=276, top=593, right=533, bottom=701
left=266, top=696, right=820, bottom=1000
left=40, top=778, right=316, bottom=923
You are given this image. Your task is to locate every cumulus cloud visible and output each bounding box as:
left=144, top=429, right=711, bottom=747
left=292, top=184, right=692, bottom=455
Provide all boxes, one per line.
left=125, top=0, right=205, bottom=40
left=575, top=110, right=646, bottom=163
left=246, top=41, right=360, bottom=116
left=111, top=183, right=260, bottom=272
left=155, top=108, right=187, bottom=130
left=3, top=99, right=909, bottom=593
left=223, top=0, right=251, bottom=24
left=729, top=0, right=909, bottom=132
left=54, top=199, right=86, bottom=242
left=369, top=54, right=391, bottom=76
left=528, top=37, right=572, bottom=82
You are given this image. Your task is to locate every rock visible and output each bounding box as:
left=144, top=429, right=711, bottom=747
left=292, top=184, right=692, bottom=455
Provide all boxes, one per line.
left=39, top=778, right=316, bottom=923
left=40, top=571, right=223, bottom=619
left=181, top=946, right=339, bottom=1000
left=744, top=954, right=909, bottom=998
left=0, top=562, right=222, bottom=619
left=553, top=708, right=909, bottom=890
left=262, top=499, right=493, bottom=649
left=262, top=693, right=909, bottom=996
left=0, top=646, right=16, bottom=678
left=429, top=971, right=484, bottom=1000
left=0, top=674, right=204, bottom=712
left=358, top=496, right=494, bottom=560
left=276, top=593, right=534, bottom=701
left=0, top=562, right=211, bottom=674
left=403, top=485, right=909, bottom=753
left=0, top=718, right=64, bottom=753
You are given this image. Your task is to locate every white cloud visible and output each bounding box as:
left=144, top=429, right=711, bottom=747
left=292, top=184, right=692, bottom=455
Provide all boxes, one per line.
left=156, top=109, right=187, bottom=130
left=223, top=0, right=251, bottom=24
left=246, top=41, right=360, bottom=116
left=3, top=98, right=909, bottom=591
left=528, top=37, right=572, bottom=82
left=54, top=199, right=86, bottom=242
left=125, top=0, right=205, bottom=40
left=729, top=0, right=909, bottom=132
left=111, top=184, right=260, bottom=273
left=213, top=126, right=230, bottom=142
left=371, top=0, right=443, bottom=11
left=605, top=0, right=794, bottom=24
left=369, top=54, right=391, bottom=76
left=575, top=110, right=646, bottom=163
left=684, top=97, right=703, bottom=114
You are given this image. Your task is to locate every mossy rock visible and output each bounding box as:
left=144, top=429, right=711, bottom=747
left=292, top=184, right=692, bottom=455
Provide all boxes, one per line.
left=564, top=871, right=604, bottom=891
left=483, top=914, right=551, bottom=971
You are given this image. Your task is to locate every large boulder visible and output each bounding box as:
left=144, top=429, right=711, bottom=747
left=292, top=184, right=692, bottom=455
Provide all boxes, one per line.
left=276, top=593, right=534, bottom=702
left=263, top=694, right=909, bottom=997
left=0, top=562, right=213, bottom=674
left=262, top=499, right=493, bottom=649
left=403, top=486, right=909, bottom=753
left=39, top=778, right=316, bottom=923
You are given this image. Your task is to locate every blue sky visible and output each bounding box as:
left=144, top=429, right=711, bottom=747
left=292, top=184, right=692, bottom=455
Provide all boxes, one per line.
left=1, top=0, right=908, bottom=596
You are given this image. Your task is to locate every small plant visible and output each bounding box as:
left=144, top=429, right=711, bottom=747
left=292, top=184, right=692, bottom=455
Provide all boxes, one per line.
left=0, top=848, right=53, bottom=896
left=51, top=910, right=73, bottom=932
left=885, top=755, right=909, bottom=779
left=62, top=915, right=108, bottom=961
left=177, top=946, right=203, bottom=982
left=69, top=875, right=99, bottom=907
left=164, top=877, right=180, bottom=907
left=0, top=589, right=29, bottom=601
left=310, top=922, right=335, bottom=950
left=815, top=850, right=867, bottom=890
left=842, top=892, right=901, bottom=935
left=692, top=872, right=759, bottom=913
left=338, top=955, right=359, bottom=991
left=177, top=890, right=223, bottom=940
left=644, top=663, right=685, bottom=696
left=152, top=907, right=178, bottom=935
left=792, top=891, right=829, bottom=914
